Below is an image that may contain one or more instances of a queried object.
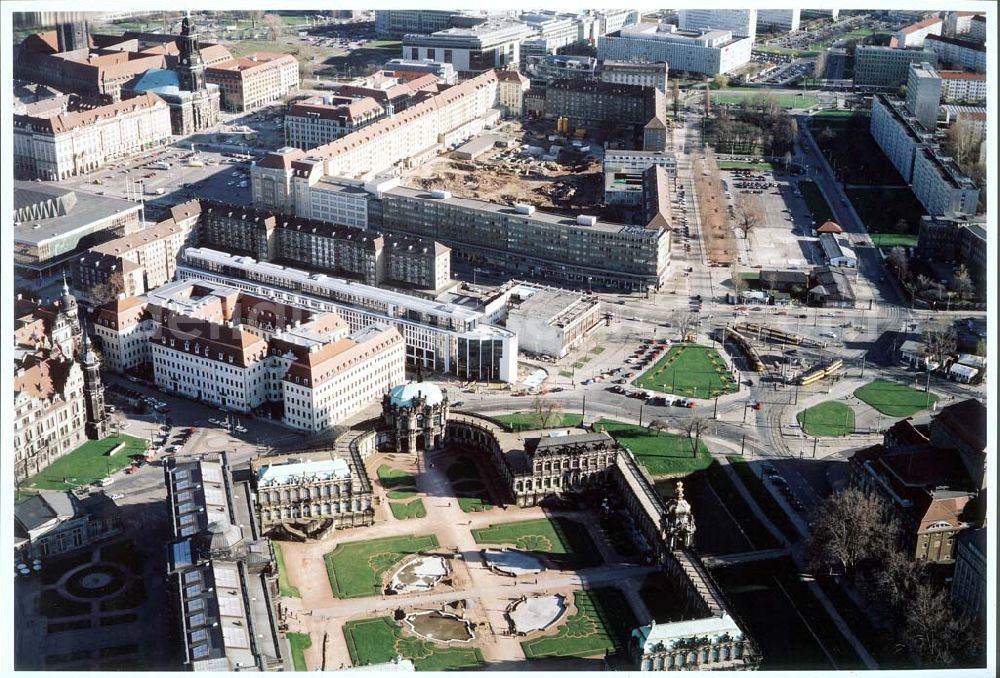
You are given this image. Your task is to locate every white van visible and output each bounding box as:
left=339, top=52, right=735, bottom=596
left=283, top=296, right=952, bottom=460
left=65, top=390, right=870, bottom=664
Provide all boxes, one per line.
left=98, top=476, right=115, bottom=487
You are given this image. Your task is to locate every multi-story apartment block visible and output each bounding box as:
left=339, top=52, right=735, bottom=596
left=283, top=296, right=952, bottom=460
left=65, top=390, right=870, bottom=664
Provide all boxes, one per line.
left=604, top=149, right=678, bottom=175
left=939, top=71, right=987, bottom=103
left=911, top=146, right=980, bottom=217
left=870, top=93, right=936, bottom=180
left=531, top=54, right=597, bottom=81
left=402, top=21, right=534, bottom=75
left=905, top=61, right=943, bottom=131
left=383, top=58, right=458, bottom=84
left=497, top=70, right=531, bottom=118
left=893, top=16, right=943, bottom=48
left=679, top=9, right=757, bottom=41
left=206, top=52, right=300, bottom=112
left=521, top=12, right=592, bottom=57
left=599, top=60, right=669, bottom=92
left=853, top=46, right=938, bottom=89
left=378, top=186, right=671, bottom=291
left=177, top=248, right=518, bottom=382
left=284, top=96, right=385, bottom=150
left=598, top=24, right=753, bottom=76
left=924, top=34, right=986, bottom=73
left=951, top=528, right=986, bottom=620
left=967, top=14, right=986, bottom=43
left=73, top=200, right=202, bottom=303
left=252, top=449, right=375, bottom=536
left=375, top=10, right=519, bottom=39
left=252, top=70, right=502, bottom=199
left=543, top=79, right=666, bottom=129
left=13, top=92, right=172, bottom=180
left=197, top=200, right=450, bottom=290
left=756, top=9, right=801, bottom=34
left=943, top=11, right=984, bottom=38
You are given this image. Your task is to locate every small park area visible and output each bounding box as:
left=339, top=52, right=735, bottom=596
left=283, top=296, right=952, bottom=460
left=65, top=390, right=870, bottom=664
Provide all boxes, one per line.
left=520, top=589, right=638, bottom=660
left=492, top=412, right=584, bottom=432
left=796, top=401, right=856, bottom=437
left=854, top=379, right=939, bottom=417
left=595, top=420, right=712, bottom=477
left=377, top=465, right=426, bottom=520
left=324, top=534, right=440, bottom=599
left=343, top=617, right=483, bottom=671
left=446, top=460, right=495, bottom=513
left=471, top=517, right=602, bottom=569
left=286, top=632, right=311, bottom=671
left=633, top=344, right=738, bottom=399
left=20, top=435, right=148, bottom=495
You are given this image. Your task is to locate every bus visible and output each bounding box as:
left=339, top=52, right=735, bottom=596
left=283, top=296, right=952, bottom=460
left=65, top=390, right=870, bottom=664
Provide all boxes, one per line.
left=152, top=161, right=171, bottom=170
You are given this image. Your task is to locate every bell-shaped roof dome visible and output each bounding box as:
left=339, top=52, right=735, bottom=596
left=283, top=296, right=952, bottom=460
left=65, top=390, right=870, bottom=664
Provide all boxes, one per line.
left=388, top=382, right=444, bottom=408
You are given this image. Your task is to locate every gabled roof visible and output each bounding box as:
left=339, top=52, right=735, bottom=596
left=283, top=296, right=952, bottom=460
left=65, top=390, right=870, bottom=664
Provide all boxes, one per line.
left=816, top=220, right=843, bottom=234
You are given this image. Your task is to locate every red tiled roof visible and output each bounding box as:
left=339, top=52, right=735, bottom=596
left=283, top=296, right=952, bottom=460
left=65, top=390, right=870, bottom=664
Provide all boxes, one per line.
left=817, top=220, right=843, bottom=234
left=17, top=92, right=166, bottom=134
left=939, top=70, right=986, bottom=80
left=899, top=16, right=943, bottom=34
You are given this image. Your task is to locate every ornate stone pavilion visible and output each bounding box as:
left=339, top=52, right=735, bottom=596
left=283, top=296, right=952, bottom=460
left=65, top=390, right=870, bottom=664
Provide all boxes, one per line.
left=381, top=382, right=450, bottom=452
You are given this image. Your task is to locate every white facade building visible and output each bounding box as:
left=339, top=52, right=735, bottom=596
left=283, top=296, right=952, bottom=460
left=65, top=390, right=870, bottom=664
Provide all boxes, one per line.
left=894, top=16, right=943, bottom=48
left=939, top=71, right=987, bottom=103
left=603, top=149, right=678, bottom=175
left=13, top=92, right=172, bottom=181
left=177, top=248, right=518, bottom=383
left=924, top=35, right=986, bottom=73
left=905, top=62, right=943, bottom=131
left=598, top=24, right=752, bottom=76
left=679, top=9, right=757, bottom=41
left=402, top=22, right=533, bottom=74
left=757, top=10, right=801, bottom=33
left=911, top=147, right=980, bottom=217
left=853, top=46, right=938, bottom=89
left=599, top=61, right=669, bottom=91
left=503, top=286, right=602, bottom=358
left=870, top=94, right=935, bottom=181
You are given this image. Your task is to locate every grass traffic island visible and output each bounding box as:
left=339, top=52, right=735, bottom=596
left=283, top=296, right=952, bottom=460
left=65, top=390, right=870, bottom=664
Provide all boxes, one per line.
left=633, top=344, right=738, bottom=399
left=286, top=632, right=312, bottom=671
left=492, top=412, right=584, bottom=432
left=520, top=588, right=638, bottom=660
left=20, top=435, right=149, bottom=494
left=868, top=233, right=918, bottom=249
left=446, top=461, right=495, bottom=513
left=471, top=517, right=603, bottom=569
left=343, top=616, right=484, bottom=671
left=272, top=542, right=300, bottom=598
left=854, top=379, right=939, bottom=418
left=595, top=419, right=712, bottom=477
left=324, top=534, right=440, bottom=599
left=796, top=401, right=856, bottom=437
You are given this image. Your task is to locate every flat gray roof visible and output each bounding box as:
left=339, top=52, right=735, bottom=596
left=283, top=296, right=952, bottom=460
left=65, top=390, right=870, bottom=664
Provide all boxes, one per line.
left=14, top=183, right=140, bottom=246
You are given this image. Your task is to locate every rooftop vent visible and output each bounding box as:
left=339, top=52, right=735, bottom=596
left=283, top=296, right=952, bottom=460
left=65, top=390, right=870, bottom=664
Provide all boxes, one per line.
left=514, top=204, right=535, bottom=215
left=577, top=215, right=598, bottom=226
left=431, top=190, right=452, bottom=199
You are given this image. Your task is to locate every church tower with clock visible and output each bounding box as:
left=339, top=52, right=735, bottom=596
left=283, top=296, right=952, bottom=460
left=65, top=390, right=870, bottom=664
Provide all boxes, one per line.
left=171, top=14, right=219, bottom=134
left=178, top=15, right=207, bottom=92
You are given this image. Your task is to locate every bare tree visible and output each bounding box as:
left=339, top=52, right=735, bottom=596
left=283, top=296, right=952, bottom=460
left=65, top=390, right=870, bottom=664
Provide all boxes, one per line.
left=952, top=264, right=974, bottom=300
left=263, top=13, right=283, bottom=41
left=670, top=79, right=681, bottom=117
left=945, top=119, right=983, bottom=168
left=887, top=246, right=909, bottom=282
left=683, top=417, right=710, bottom=458
left=804, top=487, right=895, bottom=578
left=922, top=321, right=957, bottom=365
left=813, top=50, right=829, bottom=79
left=916, top=273, right=933, bottom=293
left=782, top=151, right=794, bottom=171
left=531, top=396, right=562, bottom=429
left=647, top=419, right=670, bottom=436
left=673, top=312, right=699, bottom=342
left=712, top=74, right=729, bottom=90
left=89, top=271, right=126, bottom=306
left=733, top=192, right=763, bottom=241
left=902, top=581, right=983, bottom=668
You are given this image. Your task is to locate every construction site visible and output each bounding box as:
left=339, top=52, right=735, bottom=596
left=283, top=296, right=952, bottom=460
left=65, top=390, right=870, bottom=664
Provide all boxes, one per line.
left=401, top=119, right=606, bottom=216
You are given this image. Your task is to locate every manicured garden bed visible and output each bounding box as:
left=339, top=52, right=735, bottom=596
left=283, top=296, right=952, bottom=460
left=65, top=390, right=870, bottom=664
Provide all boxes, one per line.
left=471, top=517, right=602, bottom=569
left=520, top=589, right=638, bottom=659
left=343, top=617, right=484, bottom=671
left=324, top=534, right=440, bottom=598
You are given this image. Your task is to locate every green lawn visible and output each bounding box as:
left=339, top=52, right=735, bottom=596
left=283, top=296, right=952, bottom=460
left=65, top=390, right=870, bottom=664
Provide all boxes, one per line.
left=845, top=187, right=926, bottom=235
left=388, top=499, right=427, bottom=520
left=594, top=419, right=713, bottom=477
left=713, top=92, right=819, bottom=109
left=324, top=534, right=440, bottom=599
left=797, top=402, right=855, bottom=437
left=521, top=589, right=638, bottom=659
left=719, top=161, right=777, bottom=171
left=798, top=181, right=834, bottom=225
left=446, top=461, right=496, bottom=513
left=471, top=517, right=602, bottom=569
left=21, top=435, right=148, bottom=493
left=492, top=412, right=584, bottom=432
left=286, top=632, right=312, bottom=671
left=854, top=380, right=939, bottom=417
left=343, top=617, right=484, bottom=671
left=633, top=344, right=738, bottom=399
left=378, top=465, right=419, bottom=500
left=868, top=233, right=918, bottom=249
left=272, top=542, right=300, bottom=598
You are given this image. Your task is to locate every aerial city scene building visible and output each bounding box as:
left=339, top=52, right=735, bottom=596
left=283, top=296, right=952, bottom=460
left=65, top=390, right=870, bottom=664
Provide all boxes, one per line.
left=3, top=5, right=994, bottom=675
